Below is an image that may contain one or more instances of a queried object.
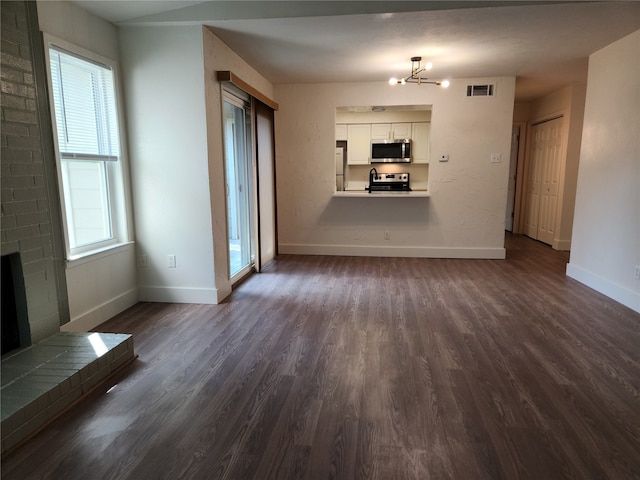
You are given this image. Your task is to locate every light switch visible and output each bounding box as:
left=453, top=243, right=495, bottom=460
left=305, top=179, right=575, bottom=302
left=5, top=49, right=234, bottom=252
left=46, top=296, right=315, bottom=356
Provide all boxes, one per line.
left=439, top=154, right=449, bottom=162
left=490, top=153, right=502, bottom=163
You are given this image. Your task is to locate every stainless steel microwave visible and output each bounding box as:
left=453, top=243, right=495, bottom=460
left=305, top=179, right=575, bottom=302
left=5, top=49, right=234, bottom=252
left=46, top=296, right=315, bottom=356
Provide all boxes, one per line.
left=371, top=139, right=411, bottom=163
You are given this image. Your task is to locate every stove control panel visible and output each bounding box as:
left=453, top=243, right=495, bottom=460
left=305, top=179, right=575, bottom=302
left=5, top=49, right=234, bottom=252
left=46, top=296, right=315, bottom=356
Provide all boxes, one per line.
left=371, top=173, right=409, bottom=183
left=368, top=172, right=410, bottom=192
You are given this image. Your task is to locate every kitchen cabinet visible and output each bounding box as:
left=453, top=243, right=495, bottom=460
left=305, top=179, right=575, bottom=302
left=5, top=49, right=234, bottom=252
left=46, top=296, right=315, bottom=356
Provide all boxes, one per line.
left=411, top=122, right=430, bottom=164
left=370, top=123, right=391, bottom=140
left=370, top=123, right=412, bottom=140
left=392, top=123, right=412, bottom=139
left=347, top=124, right=371, bottom=165
left=335, top=124, right=347, bottom=141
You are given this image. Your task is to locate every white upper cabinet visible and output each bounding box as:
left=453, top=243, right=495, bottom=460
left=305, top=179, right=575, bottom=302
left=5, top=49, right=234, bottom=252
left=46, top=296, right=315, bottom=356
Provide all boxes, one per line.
left=391, top=123, right=412, bottom=139
left=370, top=123, right=412, bottom=140
left=347, top=124, right=371, bottom=165
left=370, top=123, right=391, bottom=140
left=335, top=124, right=348, bottom=141
left=411, top=122, right=430, bottom=164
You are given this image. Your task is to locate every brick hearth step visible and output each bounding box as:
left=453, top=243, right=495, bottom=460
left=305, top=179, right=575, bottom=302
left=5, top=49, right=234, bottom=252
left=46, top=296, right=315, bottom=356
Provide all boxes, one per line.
left=1, top=332, right=135, bottom=453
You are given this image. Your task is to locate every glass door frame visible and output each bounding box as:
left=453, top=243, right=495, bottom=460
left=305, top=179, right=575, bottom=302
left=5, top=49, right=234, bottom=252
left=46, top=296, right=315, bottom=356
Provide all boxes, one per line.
left=222, top=88, right=256, bottom=283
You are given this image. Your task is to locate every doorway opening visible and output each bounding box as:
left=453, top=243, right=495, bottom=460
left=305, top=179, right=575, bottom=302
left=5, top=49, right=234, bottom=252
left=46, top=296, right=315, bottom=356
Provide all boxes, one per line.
left=505, top=125, right=520, bottom=232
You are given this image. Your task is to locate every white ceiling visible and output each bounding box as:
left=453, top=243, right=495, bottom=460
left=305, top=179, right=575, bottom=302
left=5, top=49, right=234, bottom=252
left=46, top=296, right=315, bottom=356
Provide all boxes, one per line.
left=71, top=1, right=640, bottom=101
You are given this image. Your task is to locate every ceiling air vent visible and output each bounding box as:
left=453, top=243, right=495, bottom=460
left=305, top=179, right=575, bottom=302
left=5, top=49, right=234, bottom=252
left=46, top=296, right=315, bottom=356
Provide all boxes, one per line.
left=466, top=84, right=495, bottom=97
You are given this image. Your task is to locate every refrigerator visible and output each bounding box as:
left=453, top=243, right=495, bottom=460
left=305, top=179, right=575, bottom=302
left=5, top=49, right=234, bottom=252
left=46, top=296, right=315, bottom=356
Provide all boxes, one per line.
left=335, top=147, right=344, bottom=191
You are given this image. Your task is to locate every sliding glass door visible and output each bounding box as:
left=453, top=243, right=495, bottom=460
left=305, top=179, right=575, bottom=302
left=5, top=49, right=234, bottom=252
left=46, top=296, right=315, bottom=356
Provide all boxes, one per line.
left=223, top=91, right=254, bottom=280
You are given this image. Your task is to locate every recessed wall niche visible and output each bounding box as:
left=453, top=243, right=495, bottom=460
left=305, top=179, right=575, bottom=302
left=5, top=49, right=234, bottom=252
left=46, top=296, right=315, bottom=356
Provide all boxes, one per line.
left=334, top=105, right=432, bottom=193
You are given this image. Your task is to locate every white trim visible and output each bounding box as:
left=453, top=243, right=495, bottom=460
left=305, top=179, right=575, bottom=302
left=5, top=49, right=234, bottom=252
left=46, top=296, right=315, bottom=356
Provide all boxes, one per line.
left=138, top=286, right=220, bottom=304
left=66, top=241, right=134, bottom=266
left=552, top=239, right=572, bottom=251
left=279, top=243, right=506, bottom=259
left=61, top=288, right=138, bottom=332
left=566, top=263, right=640, bottom=313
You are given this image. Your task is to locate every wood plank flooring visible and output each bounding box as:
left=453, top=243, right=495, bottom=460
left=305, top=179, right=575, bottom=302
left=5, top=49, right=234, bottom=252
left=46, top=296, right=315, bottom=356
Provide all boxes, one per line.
left=2, top=234, right=639, bottom=479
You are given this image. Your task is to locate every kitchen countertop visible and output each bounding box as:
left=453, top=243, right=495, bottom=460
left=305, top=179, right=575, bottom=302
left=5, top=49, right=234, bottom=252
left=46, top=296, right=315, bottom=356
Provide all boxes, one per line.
left=333, top=190, right=430, bottom=198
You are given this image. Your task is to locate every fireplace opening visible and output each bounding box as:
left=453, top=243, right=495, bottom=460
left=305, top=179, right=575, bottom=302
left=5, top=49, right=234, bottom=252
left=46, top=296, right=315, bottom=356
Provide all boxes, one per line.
left=1, top=253, right=31, bottom=356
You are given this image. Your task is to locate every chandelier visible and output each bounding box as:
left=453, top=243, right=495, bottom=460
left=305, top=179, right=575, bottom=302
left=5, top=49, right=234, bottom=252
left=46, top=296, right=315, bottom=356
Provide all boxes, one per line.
left=389, top=57, right=449, bottom=87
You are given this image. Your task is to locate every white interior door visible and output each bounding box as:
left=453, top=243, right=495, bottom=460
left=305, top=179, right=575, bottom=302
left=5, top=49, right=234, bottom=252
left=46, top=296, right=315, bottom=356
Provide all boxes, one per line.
left=525, top=117, right=564, bottom=244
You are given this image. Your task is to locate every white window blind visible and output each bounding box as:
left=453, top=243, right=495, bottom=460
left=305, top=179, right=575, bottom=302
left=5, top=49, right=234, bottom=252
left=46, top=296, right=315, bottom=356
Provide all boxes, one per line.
left=49, top=48, right=120, bottom=161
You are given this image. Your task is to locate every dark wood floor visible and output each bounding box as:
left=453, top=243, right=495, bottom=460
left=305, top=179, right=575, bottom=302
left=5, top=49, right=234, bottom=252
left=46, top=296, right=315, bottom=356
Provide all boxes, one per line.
left=2, top=234, right=639, bottom=479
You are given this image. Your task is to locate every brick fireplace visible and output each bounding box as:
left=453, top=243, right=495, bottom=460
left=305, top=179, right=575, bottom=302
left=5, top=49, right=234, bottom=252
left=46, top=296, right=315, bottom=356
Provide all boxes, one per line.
left=1, top=0, right=69, bottom=344
left=1, top=4, right=139, bottom=454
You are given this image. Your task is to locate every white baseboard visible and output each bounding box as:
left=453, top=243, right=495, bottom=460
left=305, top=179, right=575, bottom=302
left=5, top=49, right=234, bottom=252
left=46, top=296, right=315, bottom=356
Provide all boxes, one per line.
left=553, top=239, right=572, bottom=251
left=61, top=288, right=139, bottom=332
left=566, top=263, right=640, bottom=313
left=279, top=243, right=506, bottom=259
left=138, top=286, right=220, bottom=304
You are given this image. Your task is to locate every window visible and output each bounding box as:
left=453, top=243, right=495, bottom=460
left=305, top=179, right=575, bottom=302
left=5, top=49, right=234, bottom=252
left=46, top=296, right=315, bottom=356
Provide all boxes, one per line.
left=45, top=39, right=130, bottom=258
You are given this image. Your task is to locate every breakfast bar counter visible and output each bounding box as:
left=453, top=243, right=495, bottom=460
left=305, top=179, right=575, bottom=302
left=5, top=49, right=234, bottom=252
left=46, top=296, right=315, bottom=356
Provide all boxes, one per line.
left=333, top=190, right=430, bottom=198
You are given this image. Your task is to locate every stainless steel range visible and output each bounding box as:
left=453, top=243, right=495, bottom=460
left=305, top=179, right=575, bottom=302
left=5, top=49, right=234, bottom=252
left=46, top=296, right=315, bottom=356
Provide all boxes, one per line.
left=368, top=169, right=411, bottom=193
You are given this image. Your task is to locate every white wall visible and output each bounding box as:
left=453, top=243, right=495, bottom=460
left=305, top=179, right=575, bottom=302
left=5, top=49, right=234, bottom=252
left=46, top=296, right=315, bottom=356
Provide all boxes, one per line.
left=567, top=30, right=640, bottom=313
left=37, top=1, right=138, bottom=331
left=563, top=84, right=587, bottom=248
left=37, top=1, right=119, bottom=60
left=274, top=78, right=515, bottom=258
left=119, top=26, right=216, bottom=303
left=63, top=246, right=137, bottom=331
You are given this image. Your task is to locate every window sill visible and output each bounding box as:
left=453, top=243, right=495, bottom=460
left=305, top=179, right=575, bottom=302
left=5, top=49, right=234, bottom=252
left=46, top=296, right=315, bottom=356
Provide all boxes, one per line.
left=66, top=241, right=134, bottom=268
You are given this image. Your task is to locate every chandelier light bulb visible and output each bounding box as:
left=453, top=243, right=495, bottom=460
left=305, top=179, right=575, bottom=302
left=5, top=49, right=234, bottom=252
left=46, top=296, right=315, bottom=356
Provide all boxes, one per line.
left=441, top=79, right=450, bottom=88
left=389, top=77, right=397, bottom=85
left=425, top=62, right=433, bottom=70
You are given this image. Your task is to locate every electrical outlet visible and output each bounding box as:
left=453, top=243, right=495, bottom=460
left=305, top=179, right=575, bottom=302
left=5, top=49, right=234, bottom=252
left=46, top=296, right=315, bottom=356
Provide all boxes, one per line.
left=384, top=231, right=390, bottom=240
left=490, top=153, right=502, bottom=163
left=635, top=265, right=640, bottom=280
left=168, top=254, right=176, bottom=268
left=137, top=254, right=147, bottom=267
